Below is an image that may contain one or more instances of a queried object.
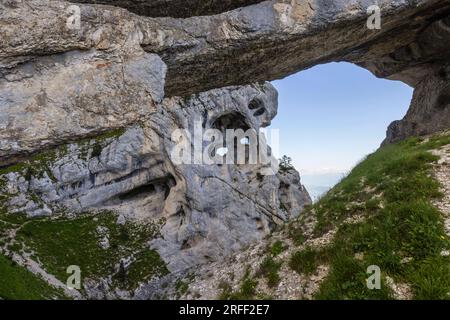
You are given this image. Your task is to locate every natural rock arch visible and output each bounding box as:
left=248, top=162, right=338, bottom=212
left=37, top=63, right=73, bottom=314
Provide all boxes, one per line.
left=1, top=0, right=449, bottom=165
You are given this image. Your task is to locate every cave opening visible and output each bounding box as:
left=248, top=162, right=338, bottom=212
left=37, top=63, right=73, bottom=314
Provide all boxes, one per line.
left=211, top=111, right=254, bottom=165
left=117, top=175, right=176, bottom=201
left=270, top=62, right=414, bottom=201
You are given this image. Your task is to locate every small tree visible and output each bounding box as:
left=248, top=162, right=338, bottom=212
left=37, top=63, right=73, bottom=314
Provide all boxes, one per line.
left=279, top=155, right=294, bottom=172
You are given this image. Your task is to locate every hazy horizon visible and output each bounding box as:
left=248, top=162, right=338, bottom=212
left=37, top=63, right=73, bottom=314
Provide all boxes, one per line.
left=269, top=62, right=414, bottom=194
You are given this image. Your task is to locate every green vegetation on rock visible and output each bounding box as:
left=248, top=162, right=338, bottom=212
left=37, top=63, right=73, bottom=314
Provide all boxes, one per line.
left=0, top=128, right=127, bottom=180
left=114, top=249, right=169, bottom=291
left=0, top=254, right=65, bottom=300
left=288, top=132, right=450, bottom=299
left=290, top=247, right=325, bottom=276
left=219, top=267, right=259, bottom=300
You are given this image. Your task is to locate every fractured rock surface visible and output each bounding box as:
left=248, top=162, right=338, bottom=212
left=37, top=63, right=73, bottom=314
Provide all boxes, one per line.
left=0, top=83, right=311, bottom=283
left=0, top=50, right=166, bottom=165
left=1, top=1, right=448, bottom=95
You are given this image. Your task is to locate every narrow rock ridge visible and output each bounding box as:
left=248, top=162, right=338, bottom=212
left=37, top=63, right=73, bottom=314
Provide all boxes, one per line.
left=146, top=0, right=450, bottom=96
left=3, top=1, right=448, bottom=95
left=383, top=64, right=450, bottom=145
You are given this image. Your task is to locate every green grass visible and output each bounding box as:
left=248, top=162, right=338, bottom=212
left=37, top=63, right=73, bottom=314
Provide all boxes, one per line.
left=311, top=136, right=449, bottom=236
left=301, top=133, right=450, bottom=300
left=315, top=249, right=392, bottom=300
left=172, top=273, right=196, bottom=298
left=13, top=212, right=166, bottom=292
left=174, top=279, right=190, bottom=297
left=408, top=256, right=450, bottom=300
left=268, top=240, right=286, bottom=256
left=0, top=125, right=167, bottom=297
left=113, top=249, right=169, bottom=291
left=219, top=267, right=259, bottom=300
left=258, top=256, right=282, bottom=288
left=0, top=254, right=65, bottom=300
left=288, top=224, right=306, bottom=246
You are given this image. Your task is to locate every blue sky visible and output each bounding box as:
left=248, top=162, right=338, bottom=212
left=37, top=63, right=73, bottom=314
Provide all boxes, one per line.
left=269, top=62, right=413, bottom=191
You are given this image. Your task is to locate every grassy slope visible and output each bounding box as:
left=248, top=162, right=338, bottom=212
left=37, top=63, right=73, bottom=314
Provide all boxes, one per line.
left=2, top=131, right=450, bottom=300
left=0, top=210, right=169, bottom=298
left=288, top=133, right=450, bottom=299
left=0, top=128, right=168, bottom=299
left=0, top=254, right=64, bottom=300
left=15, top=213, right=165, bottom=282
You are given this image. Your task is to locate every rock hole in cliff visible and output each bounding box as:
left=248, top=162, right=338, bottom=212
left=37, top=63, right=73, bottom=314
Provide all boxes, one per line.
left=269, top=62, right=414, bottom=201
left=278, top=182, right=291, bottom=212
left=248, top=97, right=266, bottom=117
left=211, top=112, right=253, bottom=164
left=118, top=183, right=156, bottom=201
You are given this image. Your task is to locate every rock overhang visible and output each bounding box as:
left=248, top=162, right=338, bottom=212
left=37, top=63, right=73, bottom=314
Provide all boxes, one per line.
left=0, top=0, right=449, bottom=160
left=2, top=1, right=449, bottom=96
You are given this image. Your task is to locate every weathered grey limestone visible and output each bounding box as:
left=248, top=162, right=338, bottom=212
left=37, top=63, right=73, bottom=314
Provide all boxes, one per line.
left=0, top=83, right=311, bottom=276
left=379, top=15, right=450, bottom=143
left=2, top=1, right=449, bottom=96
left=358, top=14, right=450, bottom=86
left=145, top=0, right=450, bottom=96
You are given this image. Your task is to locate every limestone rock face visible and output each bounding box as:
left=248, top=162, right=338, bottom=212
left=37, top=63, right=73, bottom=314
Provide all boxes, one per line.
left=381, top=15, right=450, bottom=144
left=0, top=83, right=311, bottom=275
left=2, top=1, right=448, bottom=96
left=0, top=51, right=166, bottom=166
left=1, top=0, right=449, bottom=149
left=147, top=0, right=449, bottom=96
